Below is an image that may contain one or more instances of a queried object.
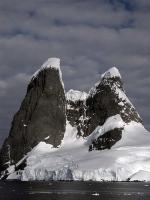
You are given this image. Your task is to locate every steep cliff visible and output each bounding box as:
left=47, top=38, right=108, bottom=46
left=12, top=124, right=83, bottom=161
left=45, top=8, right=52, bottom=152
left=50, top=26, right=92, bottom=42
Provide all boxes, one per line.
left=0, top=58, right=66, bottom=172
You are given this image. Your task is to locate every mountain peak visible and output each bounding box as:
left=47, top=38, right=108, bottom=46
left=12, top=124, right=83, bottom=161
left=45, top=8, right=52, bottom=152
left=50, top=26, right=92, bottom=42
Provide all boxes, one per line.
left=42, top=57, right=60, bottom=69
left=0, top=57, right=66, bottom=172
left=32, top=57, right=61, bottom=80
left=101, top=66, right=121, bottom=80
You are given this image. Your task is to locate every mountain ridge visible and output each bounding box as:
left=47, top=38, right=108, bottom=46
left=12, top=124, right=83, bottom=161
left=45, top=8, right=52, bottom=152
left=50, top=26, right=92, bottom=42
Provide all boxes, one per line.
left=0, top=57, right=149, bottom=182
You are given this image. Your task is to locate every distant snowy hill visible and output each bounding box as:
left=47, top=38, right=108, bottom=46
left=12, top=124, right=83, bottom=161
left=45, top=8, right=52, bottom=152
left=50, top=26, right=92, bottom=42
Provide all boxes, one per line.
left=1, top=57, right=150, bottom=182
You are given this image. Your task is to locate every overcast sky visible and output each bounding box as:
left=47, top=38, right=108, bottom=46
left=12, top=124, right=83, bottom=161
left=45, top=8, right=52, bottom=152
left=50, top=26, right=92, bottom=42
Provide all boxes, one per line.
left=0, top=0, right=150, bottom=146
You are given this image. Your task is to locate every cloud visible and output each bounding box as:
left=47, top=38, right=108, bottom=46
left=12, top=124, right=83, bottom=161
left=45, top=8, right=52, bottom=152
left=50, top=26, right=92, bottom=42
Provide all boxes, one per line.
left=0, top=0, right=150, bottom=145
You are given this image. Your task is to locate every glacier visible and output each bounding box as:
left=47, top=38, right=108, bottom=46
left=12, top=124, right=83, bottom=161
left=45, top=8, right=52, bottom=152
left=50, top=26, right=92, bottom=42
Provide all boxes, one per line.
left=6, top=115, right=150, bottom=182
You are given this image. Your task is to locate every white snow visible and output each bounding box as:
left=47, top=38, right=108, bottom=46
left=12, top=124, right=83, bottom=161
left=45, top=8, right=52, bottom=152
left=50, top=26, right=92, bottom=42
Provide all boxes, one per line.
left=115, top=87, right=132, bottom=106
left=32, top=58, right=60, bottom=78
left=66, top=89, right=88, bottom=102
left=101, top=67, right=121, bottom=79
left=118, top=101, right=124, bottom=106
left=61, top=121, right=80, bottom=146
left=6, top=114, right=150, bottom=182
left=31, top=57, right=64, bottom=89
left=89, top=67, right=122, bottom=97
left=92, top=193, right=100, bottom=196
left=129, top=170, right=150, bottom=182
left=44, top=136, right=50, bottom=140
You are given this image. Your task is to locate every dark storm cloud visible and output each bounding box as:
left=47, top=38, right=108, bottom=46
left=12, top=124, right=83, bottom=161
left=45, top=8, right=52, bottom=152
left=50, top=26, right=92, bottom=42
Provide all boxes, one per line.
left=0, top=0, right=150, bottom=145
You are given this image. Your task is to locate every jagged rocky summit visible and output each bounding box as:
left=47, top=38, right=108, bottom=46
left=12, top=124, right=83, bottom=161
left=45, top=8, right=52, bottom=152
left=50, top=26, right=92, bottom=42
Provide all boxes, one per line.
left=66, top=67, right=142, bottom=150
left=1, top=57, right=150, bottom=182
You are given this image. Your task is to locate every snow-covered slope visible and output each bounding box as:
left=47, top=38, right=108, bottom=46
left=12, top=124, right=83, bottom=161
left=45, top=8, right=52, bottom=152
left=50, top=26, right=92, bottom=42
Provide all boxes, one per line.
left=129, top=170, right=150, bottom=182
left=6, top=115, right=150, bottom=182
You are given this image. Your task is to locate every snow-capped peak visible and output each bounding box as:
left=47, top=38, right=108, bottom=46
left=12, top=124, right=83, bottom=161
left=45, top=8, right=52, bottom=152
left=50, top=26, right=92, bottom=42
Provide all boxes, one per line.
left=32, top=57, right=61, bottom=79
left=41, top=57, right=60, bottom=70
left=89, top=67, right=122, bottom=97
left=101, top=67, right=121, bottom=79
left=30, top=57, right=64, bottom=89
left=66, top=89, right=88, bottom=102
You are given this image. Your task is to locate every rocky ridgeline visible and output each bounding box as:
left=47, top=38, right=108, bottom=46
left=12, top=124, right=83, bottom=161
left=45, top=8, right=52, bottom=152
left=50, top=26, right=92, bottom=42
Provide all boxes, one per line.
left=66, top=67, right=142, bottom=150
left=0, top=58, right=142, bottom=174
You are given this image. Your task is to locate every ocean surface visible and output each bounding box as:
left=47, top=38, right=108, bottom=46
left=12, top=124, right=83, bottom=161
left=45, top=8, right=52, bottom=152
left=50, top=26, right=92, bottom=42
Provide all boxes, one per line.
left=0, top=181, right=150, bottom=200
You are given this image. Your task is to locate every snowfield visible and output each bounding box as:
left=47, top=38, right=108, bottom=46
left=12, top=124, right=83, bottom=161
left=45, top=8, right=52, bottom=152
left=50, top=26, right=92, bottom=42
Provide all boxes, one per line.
left=7, top=115, right=150, bottom=182
left=66, top=89, right=88, bottom=102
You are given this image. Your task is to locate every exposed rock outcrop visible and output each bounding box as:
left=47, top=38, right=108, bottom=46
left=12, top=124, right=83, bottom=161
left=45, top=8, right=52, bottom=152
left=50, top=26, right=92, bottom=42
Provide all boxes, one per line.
left=89, top=128, right=123, bottom=151
left=0, top=58, right=66, bottom=172
left=66, top=90, right=88, bottom=136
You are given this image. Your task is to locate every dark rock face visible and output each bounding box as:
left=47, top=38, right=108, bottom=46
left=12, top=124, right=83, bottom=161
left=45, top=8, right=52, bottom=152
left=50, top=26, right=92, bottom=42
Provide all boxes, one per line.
left=67, top=100, right=85, bottom=127
left=0, top=62, right=66, bottom=172
left=89, top=128, right=123, bottom=151
left=83, top=73, right=142, bottom=137
left=66, top=90, right=88, bottom=137
left=66, top=99, right=86, bottom=137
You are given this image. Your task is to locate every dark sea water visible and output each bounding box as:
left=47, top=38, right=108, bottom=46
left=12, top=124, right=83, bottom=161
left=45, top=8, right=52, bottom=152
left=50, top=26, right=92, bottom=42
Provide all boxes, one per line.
left=0, top=181, right=150, bottom=200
